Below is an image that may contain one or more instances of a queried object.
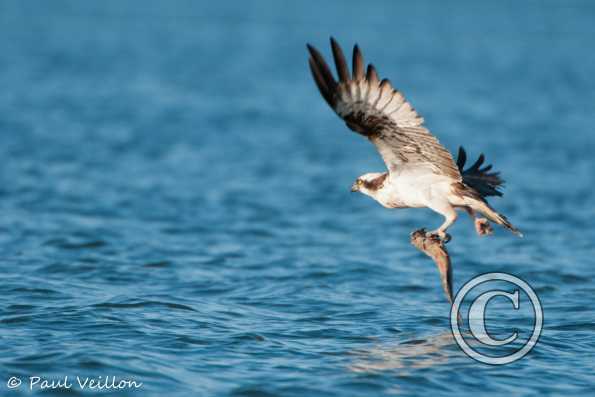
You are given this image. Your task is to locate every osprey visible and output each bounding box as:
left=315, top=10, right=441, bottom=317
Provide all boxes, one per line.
left=307, top=38, right=521, bottom=240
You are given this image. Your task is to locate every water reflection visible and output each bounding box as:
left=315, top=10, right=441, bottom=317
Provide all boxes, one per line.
left=350, top=332, right=456, bottom=372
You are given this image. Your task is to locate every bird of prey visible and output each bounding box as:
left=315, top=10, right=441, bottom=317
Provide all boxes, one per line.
left=307, top=38, right=521, bottom=241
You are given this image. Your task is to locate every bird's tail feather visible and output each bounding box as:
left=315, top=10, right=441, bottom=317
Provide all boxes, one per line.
left=469, top=199, right=523, bottom=237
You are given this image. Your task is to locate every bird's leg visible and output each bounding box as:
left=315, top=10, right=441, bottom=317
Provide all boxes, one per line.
left=427, top=208, right=457, bottom=243
left=465, top=207, right=493, bottom=236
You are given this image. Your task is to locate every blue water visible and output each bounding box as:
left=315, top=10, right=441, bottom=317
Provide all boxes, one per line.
left=1, top=1, right=595, bottom=396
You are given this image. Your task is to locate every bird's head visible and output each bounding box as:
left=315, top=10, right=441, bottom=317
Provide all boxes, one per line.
left=351, top=173, right=387, bottom=196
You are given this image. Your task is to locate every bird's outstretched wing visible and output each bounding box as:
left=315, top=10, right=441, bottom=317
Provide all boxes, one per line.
left=456, top=147, right=504, bottom=197
left=307, top=38, right=461, bottom=180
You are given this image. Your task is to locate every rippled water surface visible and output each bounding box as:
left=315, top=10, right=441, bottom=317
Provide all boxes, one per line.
left=1, top=1, right=595, bottom=396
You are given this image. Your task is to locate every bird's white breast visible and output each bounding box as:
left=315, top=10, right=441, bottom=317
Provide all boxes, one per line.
left=374, top=171, right=453, bottom=209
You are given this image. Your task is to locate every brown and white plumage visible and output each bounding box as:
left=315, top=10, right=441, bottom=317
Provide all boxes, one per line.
left=308, top=38, right=460, bottom=180
left=307, top=38, right=521, bottom=239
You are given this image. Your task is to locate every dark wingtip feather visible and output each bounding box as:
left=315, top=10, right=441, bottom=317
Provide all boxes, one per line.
left=457, top=146, right=467, bottom=170
left=366, top=64, right=379, bottom=85
left=459, top=149, right=506, bottom=198
left=306, top=41, right=337, bottom=94
left=330, top=37, right=350, bottom=82
left=379, top=78, right=391, bottom=88
left=308, top=57, right=333, bottom=107
left=470, top=154, right=485, bottom=171
left=352, top=44, right=364, bottom=80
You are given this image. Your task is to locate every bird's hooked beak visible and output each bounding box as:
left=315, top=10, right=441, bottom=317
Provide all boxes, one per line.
left=351, top=182, right=359, bottom=192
